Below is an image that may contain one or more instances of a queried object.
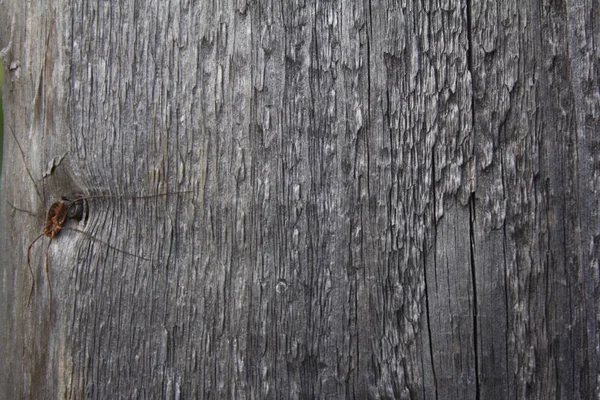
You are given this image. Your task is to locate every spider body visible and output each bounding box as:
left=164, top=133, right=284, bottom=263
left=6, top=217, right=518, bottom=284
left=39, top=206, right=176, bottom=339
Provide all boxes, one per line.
left=42, top=198, right=85, bottom=238
left=43, top=200, right=68, bottom=238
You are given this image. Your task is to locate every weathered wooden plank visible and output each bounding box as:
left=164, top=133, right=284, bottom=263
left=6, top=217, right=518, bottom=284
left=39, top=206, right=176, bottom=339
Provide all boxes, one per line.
left=0, top=0, right=598, bottom=398
left=470, top=0, right=600, bottom=398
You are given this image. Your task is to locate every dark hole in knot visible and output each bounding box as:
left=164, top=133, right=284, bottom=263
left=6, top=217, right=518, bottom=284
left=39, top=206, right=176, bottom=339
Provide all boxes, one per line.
left=65, top=197, right=87, bottom=222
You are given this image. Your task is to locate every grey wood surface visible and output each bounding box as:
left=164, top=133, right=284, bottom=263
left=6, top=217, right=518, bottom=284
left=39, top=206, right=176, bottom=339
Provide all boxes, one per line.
left=0, top=0, right=598, bottom=398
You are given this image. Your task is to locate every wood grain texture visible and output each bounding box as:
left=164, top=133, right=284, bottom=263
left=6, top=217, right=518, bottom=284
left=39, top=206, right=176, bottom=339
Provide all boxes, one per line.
left=0, top=0, right=597, bottom=399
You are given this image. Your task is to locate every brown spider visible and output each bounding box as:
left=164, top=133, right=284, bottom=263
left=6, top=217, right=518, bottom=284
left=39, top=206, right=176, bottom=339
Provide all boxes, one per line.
left=21, top=191, right=191, bottom=305
left=24, top=197, right=83, bottom=304
left=7, top=123, right=193, bottom=307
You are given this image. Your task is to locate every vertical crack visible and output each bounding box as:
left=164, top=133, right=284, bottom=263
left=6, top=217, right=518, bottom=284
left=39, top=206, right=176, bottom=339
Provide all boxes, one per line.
left=423, top=151, right=439, bottom=399
left=469, top=192, right=480, bottom=400
left=423, top=253, right=438, bottom=399
left=465, top=0, right=474, bottom=74
left=466, top=0, right=481, bottom=398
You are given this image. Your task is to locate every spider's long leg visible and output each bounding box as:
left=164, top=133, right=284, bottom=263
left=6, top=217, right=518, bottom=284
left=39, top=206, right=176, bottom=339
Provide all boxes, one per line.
left=6, top=200, right=37, bottom=217
left=63, top=227, right=154, bottom=262
left=45, top=237, right=53, bottom=306
left=7, top=124, right=44, bottom=207
left=26, top=233, right=44, bottom=305
left=63, top=191, right=193, bottom=221
left=70, top=190, right=194, bottom=203
left=63, top=190, right=194, bottom=224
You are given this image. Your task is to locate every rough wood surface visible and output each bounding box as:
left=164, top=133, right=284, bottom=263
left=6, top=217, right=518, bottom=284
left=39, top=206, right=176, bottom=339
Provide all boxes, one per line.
left=0, top=0, right=598, bottom=399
